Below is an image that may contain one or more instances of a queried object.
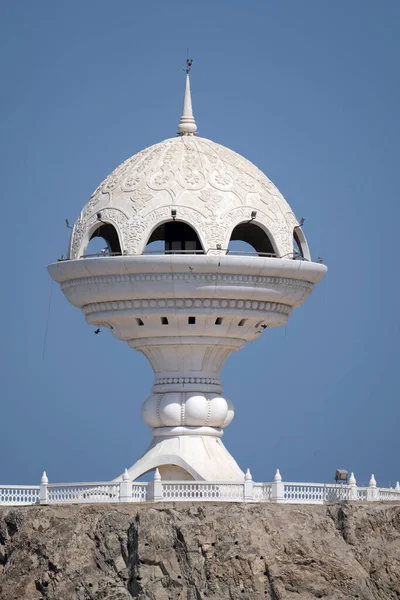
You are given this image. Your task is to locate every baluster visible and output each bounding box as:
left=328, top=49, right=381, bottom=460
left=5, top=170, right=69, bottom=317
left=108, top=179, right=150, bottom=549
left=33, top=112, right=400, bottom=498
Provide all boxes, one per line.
left=244, top=468, right=254, bottom=502
left=271, top=469, right=285, bottom=503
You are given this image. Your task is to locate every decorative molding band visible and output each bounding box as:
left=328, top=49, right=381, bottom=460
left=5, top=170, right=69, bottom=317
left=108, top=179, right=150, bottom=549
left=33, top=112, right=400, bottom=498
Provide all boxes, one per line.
left=82, top=298, right=292, bottom=316
left=152, top=426, right=223, bottom=438
left=154, top=377, right=221, bottom=386
left=61, top=272, right=313, bottom=290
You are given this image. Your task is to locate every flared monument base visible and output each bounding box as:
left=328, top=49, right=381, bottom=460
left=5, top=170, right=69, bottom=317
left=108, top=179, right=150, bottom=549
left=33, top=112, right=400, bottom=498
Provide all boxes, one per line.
left=123, top=429, right=244, bottom=481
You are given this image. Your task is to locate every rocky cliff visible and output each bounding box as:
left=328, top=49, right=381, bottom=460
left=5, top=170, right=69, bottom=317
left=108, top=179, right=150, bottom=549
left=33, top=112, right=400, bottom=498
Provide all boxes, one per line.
left=0, top=502, right=399, bottom=600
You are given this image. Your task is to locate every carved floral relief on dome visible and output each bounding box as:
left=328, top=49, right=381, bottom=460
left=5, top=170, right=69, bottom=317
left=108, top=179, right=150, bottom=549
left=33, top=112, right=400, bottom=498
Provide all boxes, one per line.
left=176, top=138, right=206, bottom=190
left=122, top=216, right=147, bottom=254
left=204, top=221, right=228, bottom=250
left=178, top=206, right=208, bottom=230
left=101, top=176, right=119, bottom=195
left=145, top=206, right=171, bottom=227
left=209, top=169, right=235, bottom=192
left=149, top=170, right=176, bottom=190
left=147, top=142, right=180, bottom=191
left=121, top=173, right=144, bottom=192
left=82, top=194, right=101, bottom=219
left=236, top=173, right=260, bottom=194
left=198, top=188, right=223, bottom=214
left=70, top=135, right=299, bottom=260
left=130, top=188, right=153, bottom=215
left=213, top=144, right=261, bottom=180
left=70, top=217, right=85, bottom=259
left=197, top=138, right=221, bottom=163
left=182, top=170, right=204, bottom=187
left=214, top=145, right=247, bottom=172
left=135, top=145, right=162, bottom=174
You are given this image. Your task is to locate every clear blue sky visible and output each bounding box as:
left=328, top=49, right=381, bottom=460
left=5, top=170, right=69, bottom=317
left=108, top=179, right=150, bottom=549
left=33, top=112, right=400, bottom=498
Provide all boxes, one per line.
left=1, top=1, right=399, bottom=487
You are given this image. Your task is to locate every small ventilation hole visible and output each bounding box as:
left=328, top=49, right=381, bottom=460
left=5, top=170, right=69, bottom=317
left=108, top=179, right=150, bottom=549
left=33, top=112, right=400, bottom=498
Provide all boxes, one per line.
left=238, top=319, right=247, bottom=326
left=136, top=318, right=144, bottom=326
left=161, top=317, right=169, bottom=325
left=188, top=316, right=196, bottom=325
left=215, top=317, right=223, bottom=325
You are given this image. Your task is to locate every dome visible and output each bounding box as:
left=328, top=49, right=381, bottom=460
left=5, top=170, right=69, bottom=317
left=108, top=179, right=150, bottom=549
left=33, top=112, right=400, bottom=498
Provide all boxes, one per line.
left=69, top=73, right=309, bottom=261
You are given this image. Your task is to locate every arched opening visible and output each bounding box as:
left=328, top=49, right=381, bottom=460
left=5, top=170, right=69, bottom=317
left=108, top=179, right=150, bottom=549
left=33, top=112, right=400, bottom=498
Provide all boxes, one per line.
left=84, top=223, right=122, bottom=256
left=228, top=222, right=276, bottom=257
left=144, top=221, right=204, bottom=254
left=158, top=465, right=195, bottom=481
left=293, top=227, right=310, bottom=261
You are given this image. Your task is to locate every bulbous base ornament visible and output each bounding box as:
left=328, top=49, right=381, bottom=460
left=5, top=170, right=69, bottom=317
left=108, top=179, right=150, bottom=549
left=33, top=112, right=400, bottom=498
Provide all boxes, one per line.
left=123, top=389, right=241, bottom=481
left=142, top=392, right=234, bottom=429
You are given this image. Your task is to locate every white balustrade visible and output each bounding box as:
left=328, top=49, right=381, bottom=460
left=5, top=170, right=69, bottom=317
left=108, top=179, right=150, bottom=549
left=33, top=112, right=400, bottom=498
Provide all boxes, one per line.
left=253, top=483, right=272, bottom=501
left=48, top=483, right=120, bottom=504
left=0, top=486, right=40, bottom=505
left=161, top=481, right=244, bottom=502
left=132, top=483, right=149, bottom=501
left=356, top=487, right=368, bottom=501
left=378, top=488, right=400, bottom=501
left=284, top=483, right=326, bottom=504
left=1, top=471, right=399, bottom=506
left=324, top=485, right=351, bottom=502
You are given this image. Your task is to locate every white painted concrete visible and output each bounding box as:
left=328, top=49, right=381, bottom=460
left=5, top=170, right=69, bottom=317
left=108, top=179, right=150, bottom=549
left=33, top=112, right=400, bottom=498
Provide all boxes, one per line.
left=48, top=72, right=327, bottom=481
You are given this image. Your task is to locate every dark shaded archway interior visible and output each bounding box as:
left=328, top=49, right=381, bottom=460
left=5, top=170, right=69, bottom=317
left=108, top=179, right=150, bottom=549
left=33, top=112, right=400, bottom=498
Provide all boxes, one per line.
left=229, top=223, right=276, bottom=256
left=89, top=223, right=122, bottom=254
left=146, top=221, right=203, bottom=253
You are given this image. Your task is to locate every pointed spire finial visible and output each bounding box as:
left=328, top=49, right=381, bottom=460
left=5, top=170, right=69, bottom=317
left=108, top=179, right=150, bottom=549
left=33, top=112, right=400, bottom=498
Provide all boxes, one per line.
left=41, top=471, right=48, bottom=485
left=177, top=59, right=197, bottom=136
left=274, top=469, right=282, bottom=482
left=348, top=472, right=356, bottom=485
left=154, top=468, right=161, bottom=481
left=245, top=468, right=252, bottom=481
left=369, top=474, right=377, bottom=488
left=123, top=468, right=130, bottom=481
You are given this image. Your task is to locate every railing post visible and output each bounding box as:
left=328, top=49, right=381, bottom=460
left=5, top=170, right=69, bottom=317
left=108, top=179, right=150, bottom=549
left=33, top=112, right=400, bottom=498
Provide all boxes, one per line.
left=152, top=468, right=163, bottom=502
left=244, top=468, right=254, bottom=502
left=271, top=469, right=284, bottom=503
left=39, top=471, right=48, bottom=505
left=367, top=474, right=379, bottom=501
left=119, top=469, right=132, bottom=502
left=348, top=472, right=358, bottom=501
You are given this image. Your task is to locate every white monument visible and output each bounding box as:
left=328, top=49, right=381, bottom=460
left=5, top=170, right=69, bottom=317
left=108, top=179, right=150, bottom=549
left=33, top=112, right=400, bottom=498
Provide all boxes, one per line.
left=48, top=63, right=327, bottom=482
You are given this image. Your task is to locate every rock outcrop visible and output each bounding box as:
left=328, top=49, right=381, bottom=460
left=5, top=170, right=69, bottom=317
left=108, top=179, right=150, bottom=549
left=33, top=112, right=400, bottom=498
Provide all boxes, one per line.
left=0, top=502, right=399, bottom=599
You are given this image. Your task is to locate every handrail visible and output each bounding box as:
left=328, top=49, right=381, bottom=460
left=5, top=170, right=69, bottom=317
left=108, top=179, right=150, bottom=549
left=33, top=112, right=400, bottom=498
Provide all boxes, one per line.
left=1, top=477, right=399, bottom=506
left=0, top=484, right=40, bottom=489
left=225, top=250, right=276, bottom=257
left=59, top=249, right=309, bottom=261
left=142, top=249, right=205, bottom=255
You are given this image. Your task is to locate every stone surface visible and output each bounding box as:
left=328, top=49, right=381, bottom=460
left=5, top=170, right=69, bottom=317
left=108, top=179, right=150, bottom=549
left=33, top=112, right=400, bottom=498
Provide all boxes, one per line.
left=47, top=73, right=326, bottom=482
left=0, top=502, right=399, bottom=600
